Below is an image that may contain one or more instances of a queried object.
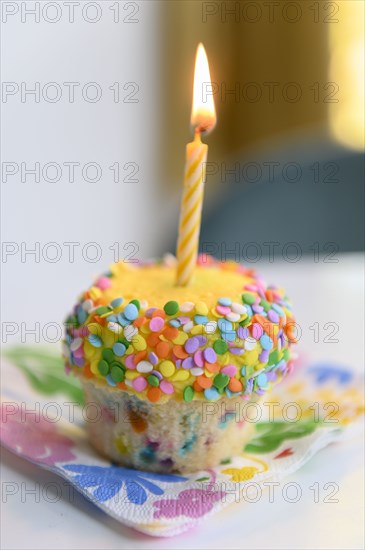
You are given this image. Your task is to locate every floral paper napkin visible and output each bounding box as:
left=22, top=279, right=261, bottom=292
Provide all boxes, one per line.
left=1, top=347, right=364, bottom=537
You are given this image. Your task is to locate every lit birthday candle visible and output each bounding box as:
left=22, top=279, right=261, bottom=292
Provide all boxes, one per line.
left=176, top=43, right=216, bottom=286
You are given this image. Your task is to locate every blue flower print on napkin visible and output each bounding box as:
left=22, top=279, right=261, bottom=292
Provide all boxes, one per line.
left=308, top=364, right=353, bottom=385
left=63, top=464, right=187, bottom=504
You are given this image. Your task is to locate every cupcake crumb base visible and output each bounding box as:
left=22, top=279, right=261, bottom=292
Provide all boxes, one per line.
left=83, top=381, right=258, bottom=473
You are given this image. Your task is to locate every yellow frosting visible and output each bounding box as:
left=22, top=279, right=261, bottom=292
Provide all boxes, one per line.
left=104, top=262, right=252, bottom=309
left=107, top=261, right=252, bottom=307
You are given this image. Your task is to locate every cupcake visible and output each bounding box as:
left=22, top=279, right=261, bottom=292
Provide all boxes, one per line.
left=63, top=255, right=297, bottom=473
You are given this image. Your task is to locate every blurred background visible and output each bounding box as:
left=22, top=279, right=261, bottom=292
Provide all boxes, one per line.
left=159, top=0, right=364, bottom=255
left=1, top=0, right=364, bottom=339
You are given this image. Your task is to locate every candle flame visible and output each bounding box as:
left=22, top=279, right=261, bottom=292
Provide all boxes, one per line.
left=191, top=43, right=216, bottom=134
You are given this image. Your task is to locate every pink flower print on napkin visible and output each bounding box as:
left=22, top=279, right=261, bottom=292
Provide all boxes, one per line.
left=1, top=403, right=76, bottom=466
left=153, top=487, right=224, bottom=519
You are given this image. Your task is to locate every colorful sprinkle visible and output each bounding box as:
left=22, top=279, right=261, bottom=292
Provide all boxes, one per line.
left=228, top=378, right=243, bottom=392
left=149, top=316, right=163, bottom=332
left=164, top=301, right=179, bottom=315
left=111, top=297, right=123, bottom=308
left=106, top=374, right=117, bottom=387
left=88, top=334, right=102, bottom=347
left=148, top=351, right=158, bottom=365
left=260, top=334, right=274, bottom=350
left=147, top=386, right=162, bottom=402
left=98, top=360, right=109, bottom=376
left=159, top=360, right=175, bottom=378
left=231, top=302, right=246, bottom=315
left=204, top=387, right=220, bottom=401
left=205, top=321, right=217, bottom=334
left=203, top=347, right=217, bottom=364
left=182, top=357, right=194, bottom=369
left=96, top=276, right=111, bottom=290
left=226, top=312, right=240, bottom=322
left=221, top=364, right=237, bottom=377
left=102, top=348, right=114, bottom=363
left=124, top=303, right=139, bottom=321
left=129, top=299, right=140, bottom=311
left=95, top=306, right=111, bottom=316
left=184, top=337, right=199, bottom=354
left=82, top=299, right=93, bottom=312
left=194, top=314, right=208, bottom=325
left=147, top=374, right=159, bottom=387
left=136, top=360, right=153, bottom=373
left=113, top=342, right=126, bottom=357
left=125, top=355, right=136, bottom=369
left=117, top=313, right=130, bottom=326
left=213, top=339, right=228, bottom=354
left=244, top=337, right=257, bottom=351
left=132, top=376, right=148, bottom=391
left=237, top=326, right=249, bottom=339
left=124, top=325, right=138, bottom=341
left=160, top=380, right=174, bottom=394
left=195, top=301, right=209, bottom=315
left=110, top=365, right=125, bottom=382
left=252, top=323, right=264, bottom=339
left=171, top=369, right=189, bottom=381
left=193, top=350, right=204, bottom=367
left=70, top=337, right=83, bottom=352
left=268, top=309, right=280, bottom=323
left=272, top=303, right=285, bottom=316
left=183, top=386, right=194, bottom=402
left=180, top=302, right=194, bottom=312
left=216, top=305, right=231, bottom=315
left=218, top=318, right=233, bottom=332
left=256, top=373, right=268, bottom=388
left=64, top=255, right=296, bottom=403
left=191, top=367, right=204, bottom=376
left=214, top=373, right=230, bottom=390
left=218, top=297, right=232, bottom=306
left=242, top=293, right=256, bottom=305
left=132, top=334, right=147, bottom=351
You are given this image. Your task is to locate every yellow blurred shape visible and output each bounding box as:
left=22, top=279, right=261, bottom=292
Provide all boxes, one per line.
left=329, top=1, right=364, bottom=150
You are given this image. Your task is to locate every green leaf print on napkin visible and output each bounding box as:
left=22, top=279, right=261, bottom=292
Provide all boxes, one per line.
left=244, top=421, right=318, bottom=453
left=3, top=346, right=84, bottom=404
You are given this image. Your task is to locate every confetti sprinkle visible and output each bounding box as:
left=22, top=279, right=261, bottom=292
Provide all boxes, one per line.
left=64, top=255, right=296, bottom=402
left=124, top=303, right=139, bottom=321
left=184, top=337, right=200, bottom=354
left=164, top=301, right=179, bottom=315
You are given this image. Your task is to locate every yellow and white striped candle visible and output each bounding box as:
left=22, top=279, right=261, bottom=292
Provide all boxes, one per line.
left=176, top=132, right=207, bottom=286
left=176, top=43, right=216, bottom=286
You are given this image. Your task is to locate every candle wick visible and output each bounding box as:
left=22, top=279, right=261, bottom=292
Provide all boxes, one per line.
left=194, top=127, right=203, bottom=141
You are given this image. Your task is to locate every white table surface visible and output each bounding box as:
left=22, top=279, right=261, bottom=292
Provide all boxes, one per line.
left=1, top=254, right=364, bottom=550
